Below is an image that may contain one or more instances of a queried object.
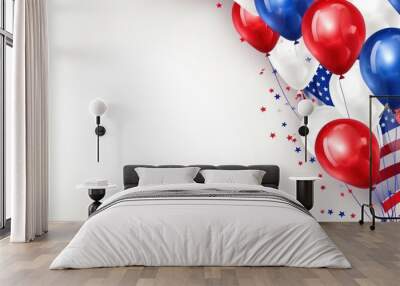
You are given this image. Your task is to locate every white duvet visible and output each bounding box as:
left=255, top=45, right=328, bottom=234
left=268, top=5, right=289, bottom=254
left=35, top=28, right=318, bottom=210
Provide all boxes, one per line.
left=50, top=183, right=351, bottom=269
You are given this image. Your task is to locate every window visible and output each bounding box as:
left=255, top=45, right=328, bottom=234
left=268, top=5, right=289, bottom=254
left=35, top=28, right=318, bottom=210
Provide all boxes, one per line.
left=0, top=0, right=13, bottom=233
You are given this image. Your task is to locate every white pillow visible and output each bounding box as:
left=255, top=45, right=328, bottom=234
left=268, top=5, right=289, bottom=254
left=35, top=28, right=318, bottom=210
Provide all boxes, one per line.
left=135, top=167, right=201, bottom=186
left=200, top=169, right=266, bottom=185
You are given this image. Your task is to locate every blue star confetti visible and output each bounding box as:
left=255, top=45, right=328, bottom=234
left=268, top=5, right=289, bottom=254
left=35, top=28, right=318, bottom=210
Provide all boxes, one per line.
left=281, top=122, right=287, bottom=127
left=339, top=211, right=345, bottom=218
left=295, top=147, right=301, bottom=153
left=309, top=157, right=316, bottom=163
left=274, top=94, right=280, bottom=100
left=328, top=209, right=334, bottom=215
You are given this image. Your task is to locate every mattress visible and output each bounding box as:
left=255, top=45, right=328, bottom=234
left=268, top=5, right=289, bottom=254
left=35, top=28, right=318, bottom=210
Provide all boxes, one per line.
left=50, top=183, right=350, bottom=269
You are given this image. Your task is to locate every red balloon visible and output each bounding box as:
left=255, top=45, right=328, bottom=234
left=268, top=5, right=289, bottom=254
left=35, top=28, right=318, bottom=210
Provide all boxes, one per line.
left=231, top=2, right=279, bottom=53
left=302, top=0, right=366, bottom=75
left=315, top=119, right=380, bottom=189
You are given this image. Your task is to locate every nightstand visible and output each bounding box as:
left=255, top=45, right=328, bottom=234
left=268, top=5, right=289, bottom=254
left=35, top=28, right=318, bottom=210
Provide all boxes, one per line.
left=288, top=177, right=321, bottom=210
left=77, top=184, right=117, bottom=216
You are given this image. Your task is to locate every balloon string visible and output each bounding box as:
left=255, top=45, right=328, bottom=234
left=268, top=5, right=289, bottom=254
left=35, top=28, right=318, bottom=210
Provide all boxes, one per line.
left=345, top=183, right=371, bottom=220
left=338, top=77, right=350, bottom=118
left=293, top=42, right=299, bottom=57
left=266, top=56, right=301, bottom=120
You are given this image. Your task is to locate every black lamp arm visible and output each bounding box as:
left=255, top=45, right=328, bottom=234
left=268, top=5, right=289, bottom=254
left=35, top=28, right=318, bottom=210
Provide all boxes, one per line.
left=298, top=116, right=309, bottom=162
left=94, top=116, right=106, bottom=162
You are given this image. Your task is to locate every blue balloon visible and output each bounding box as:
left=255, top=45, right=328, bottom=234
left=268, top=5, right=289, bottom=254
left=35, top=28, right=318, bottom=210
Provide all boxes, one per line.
left=254, top=0, right=313, bottom=41
left=388, top=0, right=400, bottom=14
left=360, top=28, right=400, bottom=109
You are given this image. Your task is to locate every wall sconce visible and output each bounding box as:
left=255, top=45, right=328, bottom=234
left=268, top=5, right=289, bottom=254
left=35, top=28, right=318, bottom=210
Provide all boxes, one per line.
left=297, top=99, right=314, bottom=162
left=89, top=99, right=107, bottom=162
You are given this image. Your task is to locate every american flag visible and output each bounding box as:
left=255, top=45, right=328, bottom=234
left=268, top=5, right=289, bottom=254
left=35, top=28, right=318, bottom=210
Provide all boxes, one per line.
left=304, top=65, right=399, bottom=217
left=376, top=108, right=400, bottom=214
left=304, top=65, right=333, bottom=106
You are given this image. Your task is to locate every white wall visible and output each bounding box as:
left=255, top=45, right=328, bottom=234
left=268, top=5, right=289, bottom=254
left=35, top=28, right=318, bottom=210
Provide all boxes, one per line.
left=48, top=0, right=368, bottom=221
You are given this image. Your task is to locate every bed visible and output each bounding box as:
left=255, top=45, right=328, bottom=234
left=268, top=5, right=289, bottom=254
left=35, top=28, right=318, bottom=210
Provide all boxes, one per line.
left=50, top=165, right=350, bottom=269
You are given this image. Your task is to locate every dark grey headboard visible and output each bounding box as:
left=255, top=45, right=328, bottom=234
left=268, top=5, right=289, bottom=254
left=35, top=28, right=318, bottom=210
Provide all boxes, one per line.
left=123, top=165, right=280, bottom=189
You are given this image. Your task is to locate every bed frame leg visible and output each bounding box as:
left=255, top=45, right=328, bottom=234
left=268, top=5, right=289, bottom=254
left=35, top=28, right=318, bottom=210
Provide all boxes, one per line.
left=359, top=204, right=366, bottom=225
left=369, top=206, right=376, bottom=231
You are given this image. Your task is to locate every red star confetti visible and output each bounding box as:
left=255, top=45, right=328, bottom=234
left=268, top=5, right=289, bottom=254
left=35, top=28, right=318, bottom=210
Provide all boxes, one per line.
left=318, top=173, right=323, bottom=178
left=286, top=86, right=291, bottom=91
left=298, top=161, right=303, bottom=166
left=311, top=98, right=316, bottom=103
left=270, top=132, right=276, bottom=139
left=351, top=213, right=356, bottom=219
left=348, top=188, right=353, bottom=194
left=216, top=2, right=222, bottom=8
left=269, top=88, right=274, bottom=93
left=320, top=185, right=326, bottom=190
left=295, top=93, right=302, bottom=100
left=260, top=106, right=267, bottom=112
left=340, top=192, right=345, bottom=197
left=286, top=135, right=293, bottom=141
left=240, top=37, right=245, bottom=42
left=292, top=138, right=297, bottom=143
left=320, top=209, right=325, bottom=214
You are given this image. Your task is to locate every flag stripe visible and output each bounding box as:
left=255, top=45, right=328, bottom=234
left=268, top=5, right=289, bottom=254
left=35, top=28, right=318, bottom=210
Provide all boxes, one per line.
left=382, top=191, right=400, bottom=212
left=380, top=138, right=400, bottom=157
left=377, top=162, right=400, bottom=184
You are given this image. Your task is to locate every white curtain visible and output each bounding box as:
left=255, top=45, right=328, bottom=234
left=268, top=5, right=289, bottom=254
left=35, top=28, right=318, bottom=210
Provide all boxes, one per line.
left=10, top=0, right=48, bottom=242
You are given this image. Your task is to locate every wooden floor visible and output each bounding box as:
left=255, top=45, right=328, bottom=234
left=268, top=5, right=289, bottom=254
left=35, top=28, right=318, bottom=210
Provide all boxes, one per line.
left=0, top=222, right=399, bottom=286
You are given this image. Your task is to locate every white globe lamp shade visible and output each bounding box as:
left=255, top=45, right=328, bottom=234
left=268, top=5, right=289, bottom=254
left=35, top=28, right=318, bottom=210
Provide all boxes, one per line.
left=89, top=98, right=107, bottom=116
left=297, top=99, right=314, bottom=116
